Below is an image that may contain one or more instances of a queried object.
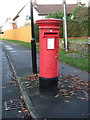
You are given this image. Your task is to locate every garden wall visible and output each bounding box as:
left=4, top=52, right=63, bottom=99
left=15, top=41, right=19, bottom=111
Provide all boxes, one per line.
left=2, top=25, right=32, bottom=43
left=60, top=40, right=89, bottom=53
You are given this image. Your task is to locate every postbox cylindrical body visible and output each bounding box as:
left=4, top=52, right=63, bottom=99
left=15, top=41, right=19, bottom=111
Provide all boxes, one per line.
left=36, top=19, right=62, bottom=96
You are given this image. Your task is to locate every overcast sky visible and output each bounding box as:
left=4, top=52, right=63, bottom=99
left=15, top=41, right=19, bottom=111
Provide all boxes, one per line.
left=0, top=0, right=89, bottom=26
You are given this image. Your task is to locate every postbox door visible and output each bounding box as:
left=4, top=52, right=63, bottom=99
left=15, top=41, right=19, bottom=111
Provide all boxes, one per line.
left=40, top=36, right=59, bottom=78
left=46, top=37, right=59, bottom=75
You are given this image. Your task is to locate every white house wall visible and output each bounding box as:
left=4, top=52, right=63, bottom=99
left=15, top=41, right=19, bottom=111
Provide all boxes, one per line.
left=2, top=19, right=13, bottom=31
left=15, top=4, right=30, bottom=28
left=16, top=3, right=46, bottom=27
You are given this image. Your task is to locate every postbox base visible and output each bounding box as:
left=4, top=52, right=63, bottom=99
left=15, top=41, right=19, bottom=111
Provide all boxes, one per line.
left=39, top=76, right=58, bottom=97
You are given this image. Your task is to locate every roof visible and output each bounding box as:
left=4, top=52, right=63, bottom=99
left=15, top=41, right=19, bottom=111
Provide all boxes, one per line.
left=34, top=4, right=85, bottom=15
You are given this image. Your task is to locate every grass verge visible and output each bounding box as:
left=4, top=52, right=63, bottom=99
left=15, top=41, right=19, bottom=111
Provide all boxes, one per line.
left=59, top=49, right=88, bottom=72
left=2, top=39, right=31, bottom=48
left=2, top=39, right=89, bottom=72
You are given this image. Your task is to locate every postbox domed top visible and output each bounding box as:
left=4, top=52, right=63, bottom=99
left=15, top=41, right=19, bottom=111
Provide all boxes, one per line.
left=36, top=18, right=62, bottom=27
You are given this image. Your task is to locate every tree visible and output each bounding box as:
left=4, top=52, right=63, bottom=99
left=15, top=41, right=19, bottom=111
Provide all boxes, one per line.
left=46, top=11, right=71, bottom=20
left=46, top=11, right=63, bottom=19
left=34, top=23, right=39, bottom=42
left=72, top=6, right=88, bottom=20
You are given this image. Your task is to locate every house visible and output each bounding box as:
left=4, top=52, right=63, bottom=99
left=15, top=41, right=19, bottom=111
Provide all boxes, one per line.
left=14, top=3, right=31, bottom=28
left=88, top=1, right=90, bottom=6
left=33, top=1, right=86, bottom=19
left=1, top=3, right=30, bottom=31
left=2, top=18, right=17, bottom=32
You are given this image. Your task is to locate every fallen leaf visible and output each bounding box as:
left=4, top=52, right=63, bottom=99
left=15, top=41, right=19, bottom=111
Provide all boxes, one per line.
left=8, top=82, right=18, bottom=85
left=76, top=87, right=84, bottom=90
left=25, top=84, right=31, bottom=87
left=59, top=89, right=67, bottom=93
left=26, top=86, right=34, bottom=88
left=10, top=100, right=13, bottom=103
left=55, top=93, right=60, bottom=98
left=62, top=92, right=68, bottom=96
left=21, top=82, right=24, bottom=85
left=24, top=81, right=30, bottom=84
left=0, top=87, right=6, bottom=88
left=83, top=91, right=88, bottom=99
left=21, top=96, right=24, bottom=101
left=87, top=88, right=90, bottom=93
left=22, top=109, right=28, bottom=113
left=69, top=74, right=75, bottom=77
left=64, top=81, right=68, bottom=83
left=24, top=74, right=39, bottom=81
left=59, top=74, right=63, bottom=77
left=64, top=96, right=72, bottom=98
left=65, top=75, right=73, bottom=80
left=80, top=82, right=88, bottom=86
left=77, top=96, right=86, bottom=100
left=76, top=78, right=82, bottom=81
left=18, top=111, right=22, bottom=113
left=64, top=100, right=71, bottom=103
left=61, top=85, right=65, bottom=88
left=68, top=85, right=73, bottom=89
left=69, top=91, right=76, bottom=96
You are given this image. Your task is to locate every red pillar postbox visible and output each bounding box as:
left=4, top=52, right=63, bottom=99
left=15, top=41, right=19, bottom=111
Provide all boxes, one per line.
left=36, top=18, right=62, bottom=96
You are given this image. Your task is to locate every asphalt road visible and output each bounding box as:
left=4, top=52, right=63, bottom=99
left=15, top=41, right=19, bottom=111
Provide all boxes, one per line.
left=1, top=42, right=25, bottom=119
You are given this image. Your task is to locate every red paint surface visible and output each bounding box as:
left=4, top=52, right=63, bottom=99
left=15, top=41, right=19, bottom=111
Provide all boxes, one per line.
left=36, top=19, right=62, bottom=78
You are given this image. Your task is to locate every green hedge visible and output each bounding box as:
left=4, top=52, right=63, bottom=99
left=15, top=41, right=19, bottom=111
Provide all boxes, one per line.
left=34, top=23, right=39, bottom=42
left=34, top=19, right=88, bottom=42
left=67, top=20, right=88, bottom=37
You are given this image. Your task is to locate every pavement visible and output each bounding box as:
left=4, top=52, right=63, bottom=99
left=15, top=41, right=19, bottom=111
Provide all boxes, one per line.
left=1, top=40, right=90, bottom=119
